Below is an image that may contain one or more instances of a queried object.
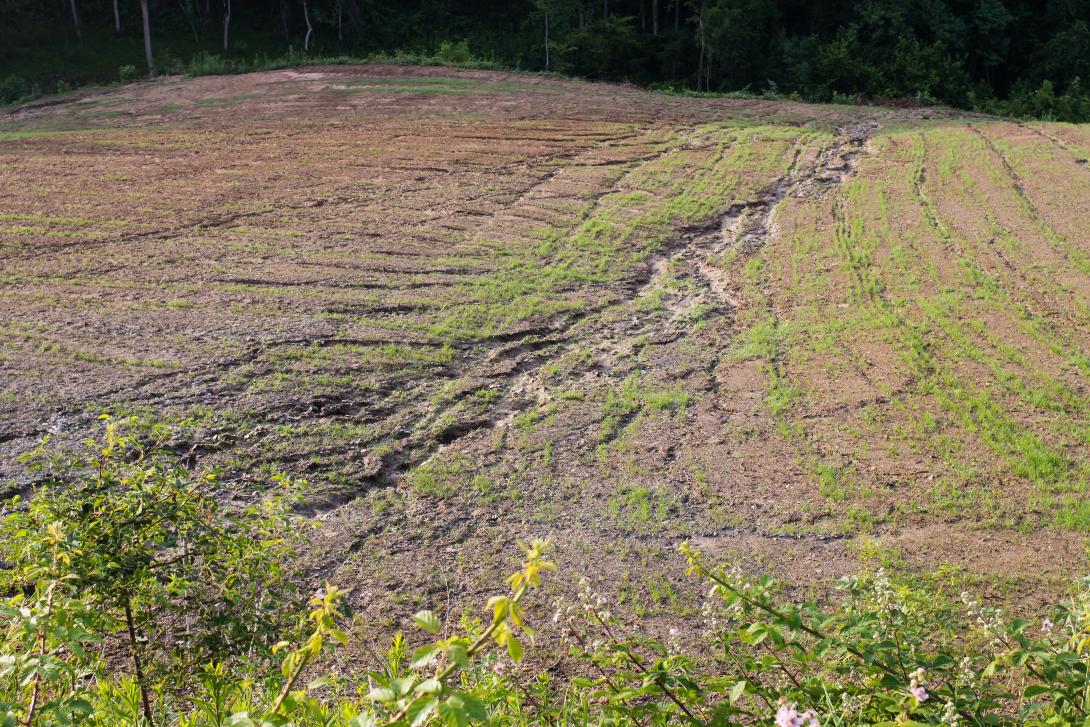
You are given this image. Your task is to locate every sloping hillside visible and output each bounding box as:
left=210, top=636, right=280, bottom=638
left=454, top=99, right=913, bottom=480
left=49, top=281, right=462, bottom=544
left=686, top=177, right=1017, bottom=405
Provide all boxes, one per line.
left=3, top=66, right=1089, bottom=627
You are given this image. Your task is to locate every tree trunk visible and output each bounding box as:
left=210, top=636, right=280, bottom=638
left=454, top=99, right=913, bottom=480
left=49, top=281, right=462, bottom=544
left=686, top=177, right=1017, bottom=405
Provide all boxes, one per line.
left=544, top=11, right=549, bottom=70
left=223, top=0, right=231, bottom=51
left=345, top=0, right=363, bottom=32
left=674, top=0, right=679, bottom=31
left=112, top=0, right=120, bottom=34
left=697, top=14, right=705, bottom=91
left=69, top=0, right=81, bottom=40
left=183, top=0, right=200, bottom=42
left=603, top=0, right=608, bottom=20
left=652, top=0, right=658, bottom=35
left=124, top=598, right=154, bottom=726
left=302, top=0, right=314, bottom=51
left=280, top=0, right=290, bottom=40
left=639, top=0, right=645, bottom=32
left=338, top=2, right=343, bottom=40
left=140, top=0, right=155, bottom=77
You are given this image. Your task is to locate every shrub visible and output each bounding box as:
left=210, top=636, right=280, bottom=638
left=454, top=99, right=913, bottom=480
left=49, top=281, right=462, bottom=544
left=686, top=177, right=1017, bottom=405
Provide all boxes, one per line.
left=187, top=52, right=233, bottom=76
left=0, top=75, right=30, bottom=105
left=998, top=77, right=1090, bottom=122
left=118, top=64, right=139, bottom=81
left=0, top=417, right=305, bottom=725
left=436, top=40, right=472, bottom=65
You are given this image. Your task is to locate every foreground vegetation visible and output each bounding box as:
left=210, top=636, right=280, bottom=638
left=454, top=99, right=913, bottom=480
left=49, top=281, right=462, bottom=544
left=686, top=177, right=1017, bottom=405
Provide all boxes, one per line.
left=4, top=418, right=1090, bottom=725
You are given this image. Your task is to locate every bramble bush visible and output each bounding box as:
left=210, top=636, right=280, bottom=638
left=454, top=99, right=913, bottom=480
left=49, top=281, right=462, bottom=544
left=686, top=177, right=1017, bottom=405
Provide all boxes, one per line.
left=3, top=418, right=1090, bottom=725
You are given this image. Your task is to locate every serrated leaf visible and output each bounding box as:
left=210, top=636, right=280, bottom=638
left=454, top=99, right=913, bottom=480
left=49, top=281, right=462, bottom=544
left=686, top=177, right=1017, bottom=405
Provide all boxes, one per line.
left=392, top=676, right=417, bottom=696
left=506, top=634, right=523, bottom=662
left=447, top=644, right=469, bottom=666
left=408, top=696, right=438, bottom=727
left=416, top=678, right=441, bottom=694
left=413, top=610, right=442, bottom=635
left=457, top=692, right=488, bottom=721
left=367, top=687, right=396, bottom=703
left=411, top=644, right=441, bottom=669
left=1023, top=684, right=1050, bottom=699
left=307, top=675, right=334, bottom=691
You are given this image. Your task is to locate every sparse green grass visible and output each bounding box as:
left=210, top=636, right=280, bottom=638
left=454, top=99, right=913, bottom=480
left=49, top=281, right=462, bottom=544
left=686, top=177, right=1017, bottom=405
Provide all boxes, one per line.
left=409, top=456, right=467, bottom=497
left=732, top=123, right=1090, bottom=532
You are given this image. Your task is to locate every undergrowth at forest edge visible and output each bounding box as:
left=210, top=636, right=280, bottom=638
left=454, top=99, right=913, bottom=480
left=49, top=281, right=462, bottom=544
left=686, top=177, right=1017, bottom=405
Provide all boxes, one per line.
left=4, top=419, right=1090, bottom=725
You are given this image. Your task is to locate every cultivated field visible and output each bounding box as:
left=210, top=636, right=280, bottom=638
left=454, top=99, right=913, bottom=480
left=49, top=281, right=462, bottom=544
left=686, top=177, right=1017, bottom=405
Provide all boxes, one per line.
left=3, top=65, right=1090, bottom=636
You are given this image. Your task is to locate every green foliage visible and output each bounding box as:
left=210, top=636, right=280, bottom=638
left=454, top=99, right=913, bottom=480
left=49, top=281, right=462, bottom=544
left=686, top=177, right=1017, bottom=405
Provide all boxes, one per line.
left=0, top=74, right=31, bottom=105
left=7, top=424, right=1090, bottom=724
left=435, top=40, right=472, bottom=65
left=996, top=78, right=1090, bottom=122
left=0, top=417, right=305, bottom=726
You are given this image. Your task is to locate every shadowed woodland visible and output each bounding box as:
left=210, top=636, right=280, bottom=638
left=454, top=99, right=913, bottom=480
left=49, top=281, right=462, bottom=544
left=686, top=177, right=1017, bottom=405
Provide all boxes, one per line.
left=3, top=0, right=1090, bottom=120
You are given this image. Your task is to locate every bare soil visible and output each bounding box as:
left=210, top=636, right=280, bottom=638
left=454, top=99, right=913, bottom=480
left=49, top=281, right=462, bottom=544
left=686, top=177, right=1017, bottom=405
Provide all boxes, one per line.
left=2, top=65, right=1086, bottom=650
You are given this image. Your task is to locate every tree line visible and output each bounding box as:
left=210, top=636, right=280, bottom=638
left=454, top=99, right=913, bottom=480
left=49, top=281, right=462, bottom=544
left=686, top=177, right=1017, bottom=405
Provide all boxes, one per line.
left=2, top=0, right=1090, bottom=120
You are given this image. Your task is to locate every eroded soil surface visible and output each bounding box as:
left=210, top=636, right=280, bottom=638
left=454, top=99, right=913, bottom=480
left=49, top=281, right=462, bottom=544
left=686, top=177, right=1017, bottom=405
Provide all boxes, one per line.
left=3, top=65, right=1090, bottom=648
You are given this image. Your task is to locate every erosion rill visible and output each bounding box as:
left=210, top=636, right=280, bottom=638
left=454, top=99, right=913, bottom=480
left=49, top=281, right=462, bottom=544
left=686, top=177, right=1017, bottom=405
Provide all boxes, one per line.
left=2, top=67, right=1089, bottom=635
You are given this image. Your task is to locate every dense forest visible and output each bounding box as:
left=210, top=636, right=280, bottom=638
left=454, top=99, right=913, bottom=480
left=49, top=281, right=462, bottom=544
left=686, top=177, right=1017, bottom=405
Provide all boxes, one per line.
left=2, top=1, right=1090, bottom=122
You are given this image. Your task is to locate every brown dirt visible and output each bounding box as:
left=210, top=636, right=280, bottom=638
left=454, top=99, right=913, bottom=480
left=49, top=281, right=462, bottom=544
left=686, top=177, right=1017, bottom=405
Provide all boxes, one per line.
left=1, top=65, right=1085, bottom=650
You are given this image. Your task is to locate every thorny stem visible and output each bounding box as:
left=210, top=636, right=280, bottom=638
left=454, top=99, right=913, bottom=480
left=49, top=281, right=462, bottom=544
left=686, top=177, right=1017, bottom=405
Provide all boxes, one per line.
left=510, top=677, right=555, bottom=727
left=589, top=610, right=706, bottom=726
left=565, top=625, right=637, bottom=722
left=892, top=631, right=909, bottom=679
left=695, top=556, right=989, bottom=723
left=24, top=580, right=58, bottom=727
left=269, top=644, right=311, bottom=715
left=993, top=631, right=1086, bottom=717
left=123, top=596, right=154, bottom=725
left=383, top=585, right=529, bottom=725
left=725, top=651, right=773, bottom=712
left=761, top=641, right=801, bottom=689
left=695, top=561, right=904, bottom=681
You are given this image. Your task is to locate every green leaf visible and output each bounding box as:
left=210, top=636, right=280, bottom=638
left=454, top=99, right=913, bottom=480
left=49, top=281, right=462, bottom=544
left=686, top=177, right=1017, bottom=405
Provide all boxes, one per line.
left=408, top=696, right=438, bottom=727
left=307, top=675, right=334, bottom=691
left=392, top=676, right=417, bottom=697
left=446, top=644, right=469, bottom=666
left=413, top=610, right=442, bottom=635
left=416, top=678, right=442, bottom=695
left=1024, top=684, right=1051, bottom=699
left=447, top=692, right=487, bottom=722
left=745, top=623, right=768, bottom=643
left=367, top=687, right=396, bottom=703
left=437, top=700, right=467, bottom=727
left=730, top=680, right=746, bottom=704
left=411, top=644, right=441, bottom=669
left=506, top=634, right=523, bottom=663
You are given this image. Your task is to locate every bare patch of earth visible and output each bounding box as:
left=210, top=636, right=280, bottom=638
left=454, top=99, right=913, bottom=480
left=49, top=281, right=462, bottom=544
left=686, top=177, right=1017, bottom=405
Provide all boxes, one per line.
left=1, top=66, right=1083, bottom=651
